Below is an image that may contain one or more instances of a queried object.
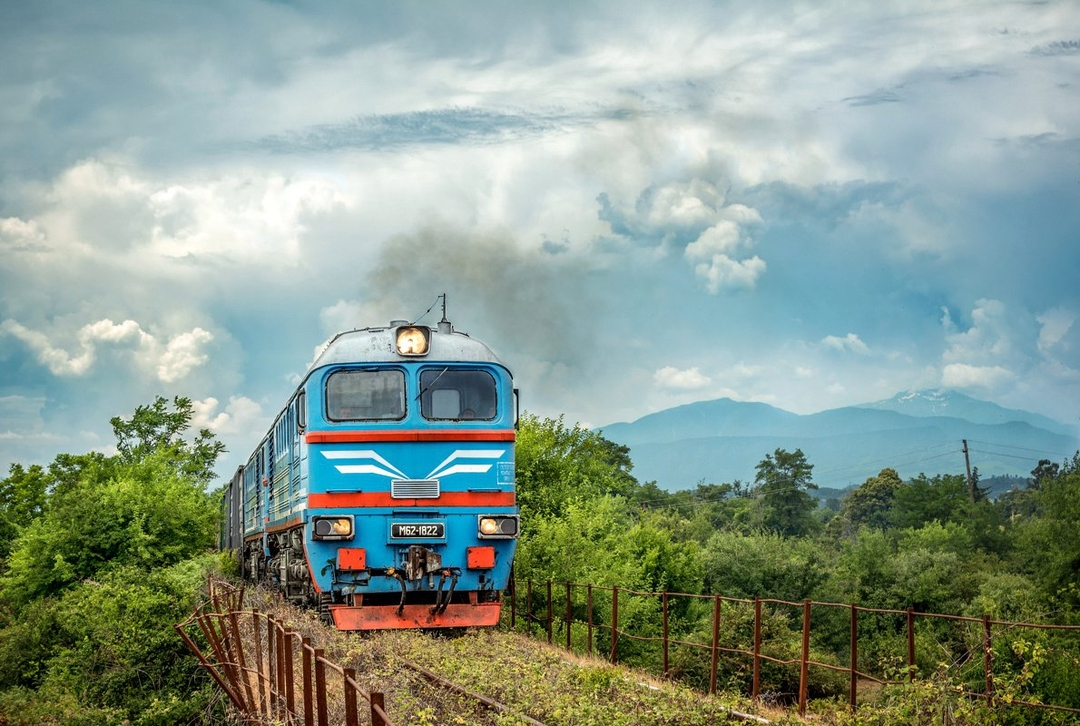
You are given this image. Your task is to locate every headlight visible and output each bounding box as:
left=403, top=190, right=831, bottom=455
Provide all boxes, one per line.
left=312, top=516, right=354, bottom=541
left=478, top=515, right=519, bottom=539
left=395, top=326, right=430, bottom=356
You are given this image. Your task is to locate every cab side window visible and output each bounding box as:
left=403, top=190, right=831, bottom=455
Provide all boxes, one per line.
left=326, top=369, right=405, bottom=421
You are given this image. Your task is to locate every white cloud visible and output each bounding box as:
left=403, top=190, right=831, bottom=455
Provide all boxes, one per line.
left=191, top=396, right=267, bottom=436
left=319, top=299, right=366, bottom=336
left=685, top=220, right=741, bottom=259
left=1037, top=307, right=1075, bottom=354
left=941, top=363, right=1015, bottom=389
left=1, top=317, right=213, bottom=382
left=0, top=318, right=148, bottom=376
left=693, top=254, right=766, bottom=293
left=6, top=159, right=350, bottom=287
left=156, top=328, right=214, bottom=383
left=820, top=333, right=871, bottom=355
left=653, top=365, right=711, bottom=390
left=646, top=180, right=726, bottom=229
left=941, top=296, right=1023, bottom=365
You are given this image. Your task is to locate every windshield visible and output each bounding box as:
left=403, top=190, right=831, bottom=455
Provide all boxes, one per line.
left=326, top=369, right=405, bottom=421
left=419, top=369, right=497, bottom=421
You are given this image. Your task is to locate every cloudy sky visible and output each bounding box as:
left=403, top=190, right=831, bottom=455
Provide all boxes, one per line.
left=2, top=0, right=1078, bottom=480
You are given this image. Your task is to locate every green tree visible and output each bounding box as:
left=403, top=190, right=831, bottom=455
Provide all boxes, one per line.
left=888, top=472, right=970, bottom=531
left=0, top=397, right=227, bottom=725
left=111, top=395, right=224, bottom=485
left=701, top=530, right=828, bottom=602
left=1011, top=453, right=1080, bottom=609
left=516, top=414, right=638, bottom=519
left=0, top=450, right=218, bottom=608
left=753, top=447, right=819, bottom=537
left=0, top=464, right=50, bottom=561
left=828, top=467, right=904, bottom=538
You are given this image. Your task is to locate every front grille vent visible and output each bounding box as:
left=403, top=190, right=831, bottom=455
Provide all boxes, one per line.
left=391, top=479, right=440, bottom=499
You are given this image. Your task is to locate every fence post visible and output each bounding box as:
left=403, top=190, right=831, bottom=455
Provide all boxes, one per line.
left=546, top=580, right=553, bottom=644
left=709, top=594, right=721, bottom=695
left=752, top=597, right=762, bottom=702
left=344, top=667, right=358, bottom=726
left=849, top=604, right=858, bottom=711
left=587, top=584, right=594, bottom=656
left=662, top=591, right=670, bottom=679
left=510, top=571, right=516, bottom=629
left=565, top=582, right=572, bottom=650
left=314, top=649, right=328, bottom=726
left=983, top=614, right=994, bottom=705
left=610, top=586, right=619, bottom=665
left=284, top=630, right=295, bottom=718
left=253, top=611, right=269, bottom=718
left=302, top=637, right=314, bottom=726
left=907, top=607, right=916, bottom=682
left=798, top=599, right=811, bottom=717
left=526, top=579, right=533, bottom=634
left=228, top=611, right=257, bottom=714
left=268, top=617, right=278, bottom=719
left=371, top=692, right=387, bottom=726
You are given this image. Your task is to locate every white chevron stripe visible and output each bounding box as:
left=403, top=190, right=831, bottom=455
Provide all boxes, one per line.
left=321, top=450, right=407, bottom=478
left=431, top=464, right=494, bottom=477
left=427, top=449, right=505, bottom=478
left=322, top=447, right=505, bottom=479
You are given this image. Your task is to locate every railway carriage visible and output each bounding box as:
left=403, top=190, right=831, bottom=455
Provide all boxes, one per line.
left=221, top=313, right=519, bottom=630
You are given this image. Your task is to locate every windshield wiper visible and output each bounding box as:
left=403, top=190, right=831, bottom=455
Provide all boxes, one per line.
left=416, top=367, right=449, bottom=400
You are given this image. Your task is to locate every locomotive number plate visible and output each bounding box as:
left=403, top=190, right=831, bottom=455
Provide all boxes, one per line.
left=391, top=522, right=445, bottom=539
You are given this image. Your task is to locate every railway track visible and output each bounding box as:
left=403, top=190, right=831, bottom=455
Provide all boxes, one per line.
left=398, top=658, right=548, bottom=726
left=183, top=581, right=762, bottom=725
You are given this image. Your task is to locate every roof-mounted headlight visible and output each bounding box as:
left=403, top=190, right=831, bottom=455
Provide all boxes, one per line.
left=395, top=326, right=430, bottom=356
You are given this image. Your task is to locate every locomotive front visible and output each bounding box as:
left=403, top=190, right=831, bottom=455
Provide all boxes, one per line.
left=234, top=317, right=520, bottom=630
left=309, top=319, right=518, bottom=629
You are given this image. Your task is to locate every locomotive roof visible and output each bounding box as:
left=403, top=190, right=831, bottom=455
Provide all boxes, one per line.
left=307, top=323, right=506, bottom=373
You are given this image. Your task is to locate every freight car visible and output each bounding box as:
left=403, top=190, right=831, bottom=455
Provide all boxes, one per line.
left=221, top=308, right=519, bottom=629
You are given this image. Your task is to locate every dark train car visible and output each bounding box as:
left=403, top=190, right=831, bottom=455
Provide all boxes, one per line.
left=221, top=314, right=519, bottom=629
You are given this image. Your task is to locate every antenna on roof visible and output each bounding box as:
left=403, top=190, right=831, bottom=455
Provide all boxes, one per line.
left=412, top=293, right=452, bottom=332
left=437, top=293, right=452, bottom=333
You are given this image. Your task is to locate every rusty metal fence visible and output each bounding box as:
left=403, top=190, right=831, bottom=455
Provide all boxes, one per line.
left=175, top=580, right=393, bottom=726
left=508, top=577, right=1080, bottom=718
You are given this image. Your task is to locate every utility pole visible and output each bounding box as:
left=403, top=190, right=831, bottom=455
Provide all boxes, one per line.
left=962, top=439, right=975, bottom=503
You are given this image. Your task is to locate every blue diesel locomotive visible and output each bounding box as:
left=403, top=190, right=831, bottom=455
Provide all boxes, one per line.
left=221, top=313, right=519, bottom=629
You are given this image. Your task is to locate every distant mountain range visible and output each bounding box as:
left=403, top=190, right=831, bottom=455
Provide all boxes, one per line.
left=598, top=390, right=1079, bottom=494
